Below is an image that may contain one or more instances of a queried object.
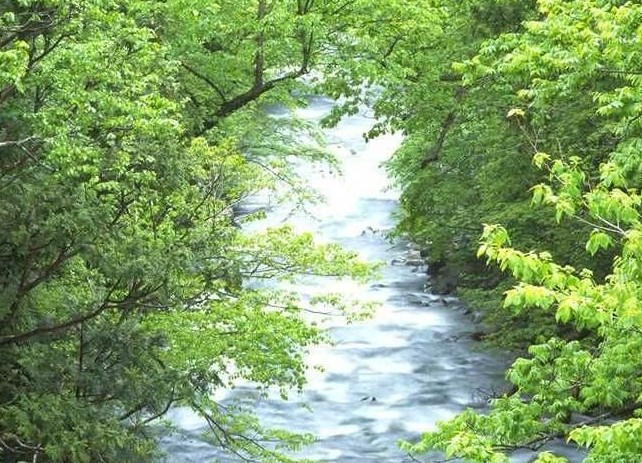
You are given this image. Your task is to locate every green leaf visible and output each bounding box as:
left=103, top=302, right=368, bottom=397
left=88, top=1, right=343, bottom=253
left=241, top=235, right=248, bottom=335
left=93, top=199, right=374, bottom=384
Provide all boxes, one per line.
left=586, top=230, right=613, bottom=255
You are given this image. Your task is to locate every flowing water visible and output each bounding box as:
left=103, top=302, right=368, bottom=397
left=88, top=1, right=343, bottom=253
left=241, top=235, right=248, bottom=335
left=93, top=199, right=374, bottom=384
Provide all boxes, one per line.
left=160, top=96, right=584, bottom=463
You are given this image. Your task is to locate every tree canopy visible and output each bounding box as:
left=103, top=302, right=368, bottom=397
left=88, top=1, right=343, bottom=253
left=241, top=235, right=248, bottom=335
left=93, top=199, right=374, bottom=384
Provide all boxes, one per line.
left=5, top=0, right=642, bottom=462
left=385, top=0, right=642, bottom=461
left=0, top=0, right=416, bottom=461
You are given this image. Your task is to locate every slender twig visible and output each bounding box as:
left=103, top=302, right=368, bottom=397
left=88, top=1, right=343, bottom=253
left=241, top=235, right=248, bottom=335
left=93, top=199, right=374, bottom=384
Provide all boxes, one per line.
left=0, top=136, right=37, bottom=148
left=181, top=62, right=228, bottom=101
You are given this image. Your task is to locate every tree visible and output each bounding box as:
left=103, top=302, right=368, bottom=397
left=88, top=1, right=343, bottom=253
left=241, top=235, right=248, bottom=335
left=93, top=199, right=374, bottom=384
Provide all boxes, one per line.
left=371, top=0, right=627, bottom=348
left=0, top=1, right=383, bottom=462
left=401, top=0, right=642, bottom=461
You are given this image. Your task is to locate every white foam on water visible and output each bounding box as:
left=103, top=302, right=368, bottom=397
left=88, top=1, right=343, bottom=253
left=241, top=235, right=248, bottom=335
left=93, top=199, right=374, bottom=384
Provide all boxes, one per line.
left=372, top=306, right=452, bottom=328
left=165, top=407, right=207, bottom=432
left=356, top=357, right=414, bottom=375
left=317, top=424, right=361, bottom=439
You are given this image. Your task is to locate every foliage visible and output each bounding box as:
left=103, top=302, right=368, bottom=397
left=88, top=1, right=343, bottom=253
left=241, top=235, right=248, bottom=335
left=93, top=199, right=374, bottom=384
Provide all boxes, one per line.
left=399, top=0, right=642, bottom=461
left=0, top=0, right=408, bottom=462
left=377, top=0, right=622, bottom=349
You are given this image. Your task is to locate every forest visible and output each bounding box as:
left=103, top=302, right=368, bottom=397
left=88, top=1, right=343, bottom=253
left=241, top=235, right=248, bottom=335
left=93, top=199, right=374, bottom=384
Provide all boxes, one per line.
left=2, top=0, right=642, bottom=462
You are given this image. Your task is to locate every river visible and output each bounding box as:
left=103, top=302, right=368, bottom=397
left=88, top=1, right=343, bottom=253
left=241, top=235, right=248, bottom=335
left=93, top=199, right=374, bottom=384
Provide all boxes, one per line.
left=160, top=96, right=584, bottom=463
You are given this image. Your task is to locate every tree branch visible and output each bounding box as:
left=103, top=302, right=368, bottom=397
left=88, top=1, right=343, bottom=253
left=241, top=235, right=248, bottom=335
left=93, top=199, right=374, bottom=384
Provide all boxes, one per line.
left=0, top=279, right=128, bottom=346
left=196, top=0, right=315, bottom=133
left=180, top=62, right=227, bottom=101
left=0, top=136, right=38, bottom=148
left=197, top=67, right=309, bottom=133
left=421, top=87, right=466, bottom=168
left=597, top=68, right=642, bottom=76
